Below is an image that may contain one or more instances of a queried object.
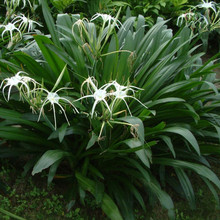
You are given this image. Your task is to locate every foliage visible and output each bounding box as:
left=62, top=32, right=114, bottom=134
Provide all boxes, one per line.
left=49, top=0, right=86, bottom=12
left=1, top=0, right=220, bottom=220
left=176, top=1, right=220, bottom=52
left=118, top=0, right=201, bottom=27
left=49, top=0, right=129, bottom=17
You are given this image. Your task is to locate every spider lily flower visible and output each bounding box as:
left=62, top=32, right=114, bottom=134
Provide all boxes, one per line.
left=0, top=71, right=37, bottom=101
left=196, top=0, right=217, bottom=13
left=91, top=13, right=122, bottom=29
left=0, top=23, right=21, bottom=41
left=37, top=88, right=79, bottom=130
left=110, top=81, right=148, bottom=116
left=4, top=0, right=31, bottom=8
left=12, top=14, right=43, bottom=33
left=77, top=77, right=113, bottom=118
left=176, top=13, right=195, bottom=26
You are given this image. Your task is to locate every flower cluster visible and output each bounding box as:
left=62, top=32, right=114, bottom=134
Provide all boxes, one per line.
left=176, top=1, right=219, bottom=32
left=12, top=14, right=43, bottom=33
left=196, top=0, right=217, bottom=13
left=77, top=77, right=147, bottom=118
left=0, top=72, right=78, bottom=130
left=0, top=71, right=38, bottom=101
left=0, top=74, right=147, bottom=129
left=0, top=14, right=42, bottom=41
left=37, top=88, right=79, bottom=130
left=0, top=23, right=22, bottom=41
left=91, top=13, right=122, bottom=29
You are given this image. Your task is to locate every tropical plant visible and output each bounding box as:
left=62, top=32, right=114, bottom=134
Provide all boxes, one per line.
left=176, top=1, right=220, bottom=51
left=0, top=1, right=220, bottom=219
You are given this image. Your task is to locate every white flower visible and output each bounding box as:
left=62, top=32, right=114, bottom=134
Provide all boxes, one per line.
left=0, top=71, right=37, bottom=101
left=197, top=0, right=217, bottom=13
left=77, top=77, right=112, bottom=118
left=37, top=88, right=79, bottom=130
left=0, top=23, right=21, bottom=41
left=176, top=13, right=195, bottom=26
left=91, top=13, right=122, bottom=29
left=12, top=14, right=43, bottom=33
left=110, top=81, right=148, bottom=116
left=4, top=0, right=31, bottom=8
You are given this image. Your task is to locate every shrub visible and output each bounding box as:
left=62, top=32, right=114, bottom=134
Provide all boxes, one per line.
left=1, top=1, right=220, bottom=219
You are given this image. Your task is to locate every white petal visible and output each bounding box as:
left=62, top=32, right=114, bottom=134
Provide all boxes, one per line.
left=91, top=100, right=99, bottom=118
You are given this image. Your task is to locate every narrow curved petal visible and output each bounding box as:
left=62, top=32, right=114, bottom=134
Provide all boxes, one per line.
left=2, top=84, right=9, bottom=101
left=9, top=30, right=13, bottom=41
left=52, top=104, right=57, bottom=130
left=1, top=29, right=6, bottom=40
left=75, top=94, right=94, bottom=102
left=12, top=19, right=22, bottom=25
left=126, top=95, right=148, bottom=109
left=103, top=99, right=111, bottom=114
left=7, top=85, right=13, bottom=101
left=59, top=97, right=79, bottom=113
left=20, top=81, right=30, bottom=96
left=122, top=98, right=132, bottom=116
left=56, top=102, right=70, bottom=126
left=91, top=100, right=99, bottom=118
left=37, top=99, right=49, bottom=122
left=110, top=98, right=117, bottom=114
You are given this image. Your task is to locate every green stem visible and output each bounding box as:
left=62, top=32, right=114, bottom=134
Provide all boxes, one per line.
left=0, top=208, right=26, bottom=220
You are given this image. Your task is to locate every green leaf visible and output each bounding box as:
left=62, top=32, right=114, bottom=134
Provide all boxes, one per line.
left=154, top=158, right=220, bottom=189
left=200, top=144, right=220, bottom=155
left=89, top=164, right=104, bottom=180
left=145, top=180, right=175, bottom=219
left=12, top=52, right=49, bottom=80
left=0, top=108, right=48, bottom=133
left=75, top=172, right=123, bottom=220
left=110, top=141, right=157, bottom=154
left=159, top=135, right=176, bottom=158
left=0, top=126, right=53, bottom=147
left=147, top=97, right=185, bottom=107
left=47, top=159, right=62, bottom=185
left=162, top=127, right=200, bottom=155
left=86, top=132, right=98, bottom=150
left=58, top=123, right=68, bottom=143
left=32, top=150, right=70, bottom=175
left=117, top=116, right=145, bottom=144
left=48, top=126, right=87, bottom=140
left=34, top=35, right=70, bottom=82
left=41, top=0, right=61, bottom=47
left=146, top=121, right=166, bottom=133
left=51, top=64, right=67, bottom=92
left=175, top=168, right=195, bottom=209
left=123, top=138, right=151, bottom=168
left=95, top=181, right=105, bottom=205
left=202, top=177, right=220, bottom=209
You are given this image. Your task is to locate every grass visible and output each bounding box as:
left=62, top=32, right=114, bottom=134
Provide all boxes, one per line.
left=0, top=158, right=220, bottom=220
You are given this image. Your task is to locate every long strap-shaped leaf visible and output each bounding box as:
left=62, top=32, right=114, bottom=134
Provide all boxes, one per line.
left=153, top=158, right=220, bottom=189
left=41, top=0, right=61, bottom=48
left=34, top=35, right=70, bottom=82
left=75, top=172, right=123, bottom=220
